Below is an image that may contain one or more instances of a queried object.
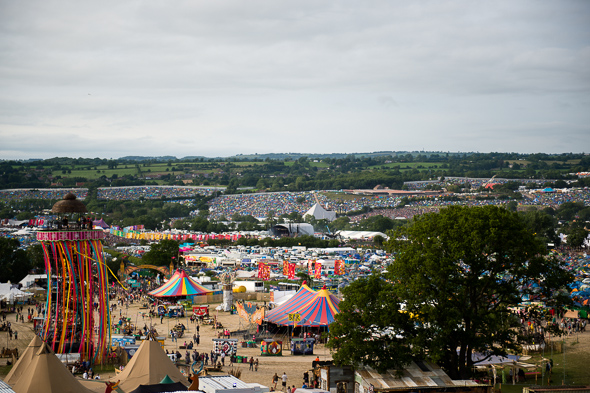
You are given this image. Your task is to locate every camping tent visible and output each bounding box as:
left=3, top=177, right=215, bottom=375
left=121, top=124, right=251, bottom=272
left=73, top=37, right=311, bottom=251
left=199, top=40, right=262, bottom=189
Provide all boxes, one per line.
left=303, top=203, right=337, bottom=222
left=275, top=286, right=340, bottom=327
left=105, top=340, right=189, bottom=392
left=7, top=336, right=94, bottom=393
left=148, top=270, right=212, bottom=297
left=265, top=282, right=316, bottom=324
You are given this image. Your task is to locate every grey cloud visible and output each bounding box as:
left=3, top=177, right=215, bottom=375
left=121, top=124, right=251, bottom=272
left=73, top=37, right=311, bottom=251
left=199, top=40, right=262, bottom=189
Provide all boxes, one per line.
left=0, top=0, right=589, bottom=159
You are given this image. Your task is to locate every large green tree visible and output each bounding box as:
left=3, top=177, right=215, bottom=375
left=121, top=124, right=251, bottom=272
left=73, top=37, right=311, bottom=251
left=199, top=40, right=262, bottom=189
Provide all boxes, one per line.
left=0, top=237, right=32, bottom=282
left=141, top=239, right=180, bottom=267
left=326, top=274, right=415, bottom=372
left=327, top=205, right=572, bottom=379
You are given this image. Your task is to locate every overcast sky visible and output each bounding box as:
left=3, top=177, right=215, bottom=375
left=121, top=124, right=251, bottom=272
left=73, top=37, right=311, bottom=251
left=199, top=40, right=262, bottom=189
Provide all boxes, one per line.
left=1, top=1, right=589, bottom=160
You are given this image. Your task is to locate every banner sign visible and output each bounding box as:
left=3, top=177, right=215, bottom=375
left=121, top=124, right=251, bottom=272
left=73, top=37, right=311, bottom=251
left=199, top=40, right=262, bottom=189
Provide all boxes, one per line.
left=334, top=259, right=345, bottom=275
left=37, top=230, right=104, bottom=241
left=235, top=301, right=265, bottom=325
left=315, top=262, right=322, bottom=279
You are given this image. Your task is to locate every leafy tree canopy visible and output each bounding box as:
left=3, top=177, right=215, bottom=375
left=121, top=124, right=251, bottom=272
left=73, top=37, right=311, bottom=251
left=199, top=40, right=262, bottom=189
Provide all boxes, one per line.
left=328, top=205, right=573, bottom=379
left=0, top=238, right=35, bottom=282
left=141, top=239, right=180, bottom=267
left=327, top=274, right=415, bottom=372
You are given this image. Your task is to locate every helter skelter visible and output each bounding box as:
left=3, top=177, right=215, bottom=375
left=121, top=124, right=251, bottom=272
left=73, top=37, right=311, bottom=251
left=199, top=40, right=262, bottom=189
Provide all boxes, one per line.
left=36, top=193, right=110, bottom=364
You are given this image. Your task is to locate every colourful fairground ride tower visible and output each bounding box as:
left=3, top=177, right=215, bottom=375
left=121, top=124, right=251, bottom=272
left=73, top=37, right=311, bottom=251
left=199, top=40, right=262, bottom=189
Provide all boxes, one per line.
left=36, top=193, right=111, bottom=364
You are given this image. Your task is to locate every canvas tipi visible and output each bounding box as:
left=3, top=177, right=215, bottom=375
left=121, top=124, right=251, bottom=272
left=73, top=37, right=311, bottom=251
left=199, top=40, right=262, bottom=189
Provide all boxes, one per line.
left=7, top=336, right=94, bottom=393
left=107, top=339, right=188, bottom=392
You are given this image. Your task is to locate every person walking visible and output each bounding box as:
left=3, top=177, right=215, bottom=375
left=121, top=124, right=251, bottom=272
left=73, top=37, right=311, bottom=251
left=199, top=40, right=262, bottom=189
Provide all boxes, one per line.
left=254, top=358, right=259, bottom=371
left=249, top=356, right=254, bottom=371
left=281, top=372, right=288, bottom=392
left=272, top=373, right=279, bottom=390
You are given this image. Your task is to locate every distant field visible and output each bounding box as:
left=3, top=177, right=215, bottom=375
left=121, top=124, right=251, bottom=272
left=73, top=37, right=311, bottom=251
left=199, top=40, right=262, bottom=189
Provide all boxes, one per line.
left=283, top=161, right=330, bottom=168
left=372, top=162, right=443, bottom=169
left=505, top=159, right=581, bottom=166
left=43, top=159, right=442, bottom=182
left=47, top=161, right=227, bottom=180
left=230, top=162, right=267, bottom=167
left=321, top=191, right=378, bottom=201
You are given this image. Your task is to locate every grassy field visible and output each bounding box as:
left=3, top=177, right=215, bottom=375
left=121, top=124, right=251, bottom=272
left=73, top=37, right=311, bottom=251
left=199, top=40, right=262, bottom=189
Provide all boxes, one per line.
left=371, top=162, right=444, bottom=170
left=492, top=334, right=590, bottom=392
left=321, top=191, right=380, bottom=201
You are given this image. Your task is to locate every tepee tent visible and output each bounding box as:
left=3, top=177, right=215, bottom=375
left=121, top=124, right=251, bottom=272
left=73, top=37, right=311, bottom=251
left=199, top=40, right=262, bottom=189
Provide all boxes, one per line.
left=107, top=339, right=188, bottom=392
left=4, top=335, right=44, bottom=385
left=8, top=337, right=94, bottom=393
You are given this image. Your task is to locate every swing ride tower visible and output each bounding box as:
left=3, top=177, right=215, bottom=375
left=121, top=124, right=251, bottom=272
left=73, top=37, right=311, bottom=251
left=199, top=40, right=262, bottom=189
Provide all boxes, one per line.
left=36, top=193, right=111, bottom=364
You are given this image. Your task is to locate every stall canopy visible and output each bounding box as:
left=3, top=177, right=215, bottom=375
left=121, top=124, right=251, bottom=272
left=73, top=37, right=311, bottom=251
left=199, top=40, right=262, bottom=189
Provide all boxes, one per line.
left=148, top=269, right=212, bottom=297
left=0, top=283, right=33, bottom=303
left=265, top=281, right=316, bottom=324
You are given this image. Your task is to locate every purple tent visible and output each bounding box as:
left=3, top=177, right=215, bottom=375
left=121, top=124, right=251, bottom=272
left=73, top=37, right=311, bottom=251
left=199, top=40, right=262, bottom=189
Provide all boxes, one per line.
left=93, top=218, right=109, bottom=229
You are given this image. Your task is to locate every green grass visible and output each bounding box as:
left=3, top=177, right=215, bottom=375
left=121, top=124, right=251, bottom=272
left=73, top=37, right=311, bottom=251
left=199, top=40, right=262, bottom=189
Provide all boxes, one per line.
left=230, top=162, right=267, bottom=167
left=499, top=337, right=590, bottom=390
left=370, top=162, right=444, bottom=170
left=321, top=192, right=378, bottom=201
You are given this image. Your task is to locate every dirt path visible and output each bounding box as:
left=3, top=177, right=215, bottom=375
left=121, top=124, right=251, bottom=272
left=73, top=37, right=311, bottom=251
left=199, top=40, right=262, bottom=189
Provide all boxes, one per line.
left=0, top=303, right=331, bottom=388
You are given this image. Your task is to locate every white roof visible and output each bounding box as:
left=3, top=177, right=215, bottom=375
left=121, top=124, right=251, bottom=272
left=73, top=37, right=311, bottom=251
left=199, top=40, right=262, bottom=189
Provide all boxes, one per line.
left=19, top=274, right=48, bottom=288
left=337, top=231, right=388, bottom=240
left=303, top=203, right=336, bottom=222
left=199, top=375, right=265, bottom=393
left=1, top=287, right=33, bottom=301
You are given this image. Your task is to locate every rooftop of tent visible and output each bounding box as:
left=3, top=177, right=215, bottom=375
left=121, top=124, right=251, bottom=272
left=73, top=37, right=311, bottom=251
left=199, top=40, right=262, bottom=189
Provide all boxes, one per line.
left=199, top=375, right=267, bottom=393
